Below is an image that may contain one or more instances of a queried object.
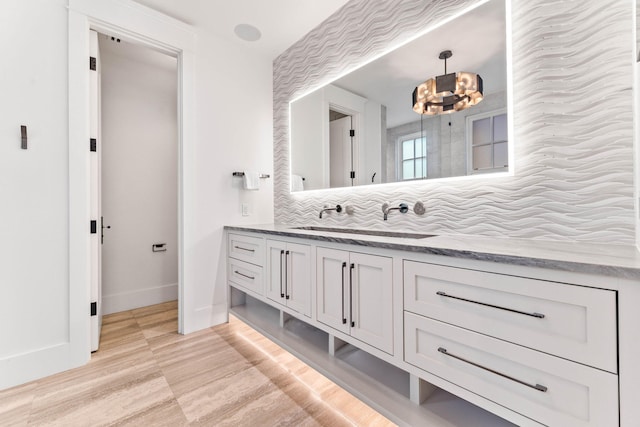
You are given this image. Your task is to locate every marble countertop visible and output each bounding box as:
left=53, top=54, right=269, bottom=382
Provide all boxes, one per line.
left=225, top=223, right=640, bottom=280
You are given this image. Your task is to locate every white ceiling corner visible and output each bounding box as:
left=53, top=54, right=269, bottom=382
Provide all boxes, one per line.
left=130, top=0, right=351, bottom=59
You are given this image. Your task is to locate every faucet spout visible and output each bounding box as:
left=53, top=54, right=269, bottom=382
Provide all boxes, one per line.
left=319, top=204, right=343, bottom=219
left=382, top=203, right=408, bottom=221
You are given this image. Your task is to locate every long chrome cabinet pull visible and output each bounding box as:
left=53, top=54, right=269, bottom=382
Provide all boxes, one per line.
left=349, top=263, right=355, bottom=327
left=341, top=262, right=347, bottom=324
left=234, top=270, right=255, bottom=280
left=437, top=347, right=548, bottom=393
left=436, top=291, right=545, bottom=319
left=234, top=245, right=255, bottom=253
left=285, top=250, right=290, bottom=300
left=279, top=250, right=285, bottom=297
left=280, top=250, right=284, bottom=298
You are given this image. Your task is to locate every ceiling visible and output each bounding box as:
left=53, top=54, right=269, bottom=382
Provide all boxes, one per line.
left=131, top=0, right=351, bottom=60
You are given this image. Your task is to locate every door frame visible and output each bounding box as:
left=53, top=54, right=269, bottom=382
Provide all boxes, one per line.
left=88, top=29, right=102, bottom=352
left=68, top=0, right=195, bottom=360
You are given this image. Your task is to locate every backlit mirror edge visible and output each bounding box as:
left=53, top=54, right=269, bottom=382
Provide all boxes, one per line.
left=288, top=0, right=515, bottom=194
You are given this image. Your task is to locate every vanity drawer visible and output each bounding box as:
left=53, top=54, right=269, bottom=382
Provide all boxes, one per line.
left=228, top=233, right=265, bottom=266
left=228, top=258, right=264, bottom=296
left=403, top=261, right=617, bottom=372
left=404, top=313, right=618, bottom=427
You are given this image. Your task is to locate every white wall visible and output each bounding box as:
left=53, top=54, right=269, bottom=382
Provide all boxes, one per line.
left=0, top=0, right=274, bottom=390
left=100, top=37, right=179, bottom=314
left=0, top=0, right=71, bottom=378
left=191, top=29, right=274, bottom=331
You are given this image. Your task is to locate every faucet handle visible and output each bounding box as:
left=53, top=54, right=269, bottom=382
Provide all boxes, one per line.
left=398, top=203, right=409, bottom=214
left=335, top=204, right=343, bottom=213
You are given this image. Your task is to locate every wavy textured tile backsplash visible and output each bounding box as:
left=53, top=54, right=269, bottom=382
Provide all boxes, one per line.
left=273, top=0, right=635, bottom=244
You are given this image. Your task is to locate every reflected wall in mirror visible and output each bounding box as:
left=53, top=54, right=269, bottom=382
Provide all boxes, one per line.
left=290, top=0, right=508, bottom=192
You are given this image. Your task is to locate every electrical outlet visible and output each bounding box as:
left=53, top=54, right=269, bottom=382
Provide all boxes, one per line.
left=242, top=203, right=249, bottom=216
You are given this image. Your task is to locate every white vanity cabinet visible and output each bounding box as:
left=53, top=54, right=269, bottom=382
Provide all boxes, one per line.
left=226, top=226, right=637, bottom=427
left=316, top=247, right=394, bottom=354
left=265, top=239, right=311, bottom=317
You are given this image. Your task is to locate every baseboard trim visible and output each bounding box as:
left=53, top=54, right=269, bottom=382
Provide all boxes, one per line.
left=183, top=302, right=228, bottom=334
left=0, top=342, right=88, bottom=390
left=103, top=283, right=178, bottom=314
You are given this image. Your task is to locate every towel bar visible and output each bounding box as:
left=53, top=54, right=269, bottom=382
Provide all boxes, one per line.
left=232, top=172, right=270, bottom=179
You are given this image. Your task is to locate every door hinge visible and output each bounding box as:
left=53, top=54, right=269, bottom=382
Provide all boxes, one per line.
left=350, top=171, right=355, bottom=179
left=90, top=220, right=97, bottom=234
left=90, top=138, right=97, bottom=152
left=349, top=129, right=355, bottom=137
left=90, top=56, right=96, bottom=71
left=90, top=302, right=97, bottom=316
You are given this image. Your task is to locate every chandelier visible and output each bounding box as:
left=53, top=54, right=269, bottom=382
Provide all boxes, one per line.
left=412, top=50, right=483, bottom=115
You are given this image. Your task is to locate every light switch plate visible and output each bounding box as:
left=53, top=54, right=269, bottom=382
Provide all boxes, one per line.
left=242, top=203, right=249, bottom=216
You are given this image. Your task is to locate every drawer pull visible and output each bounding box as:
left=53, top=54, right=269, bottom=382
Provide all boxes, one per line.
left=234, top=270, right=255, bottom=280
left=437, top=347, right=548, bottom=393
left=436, top=291, right=545, bottom=319
left=234, top=245, right=255, bottom=253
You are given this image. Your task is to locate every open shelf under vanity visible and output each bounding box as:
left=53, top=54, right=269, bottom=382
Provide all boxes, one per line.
left=229, top=288, right=516, bottom=427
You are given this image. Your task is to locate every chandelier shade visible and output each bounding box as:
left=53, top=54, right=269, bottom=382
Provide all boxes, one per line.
left=412, top=50, right=483, bottom=115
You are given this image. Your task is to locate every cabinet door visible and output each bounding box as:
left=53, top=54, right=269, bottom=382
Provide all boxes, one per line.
left=285, top=242, right=311, bottom=317
left=265, top=240, right=287, bottom=306
left=350, top=252, right=393, bottom=355
left=316, top=247, right=350, bottom=334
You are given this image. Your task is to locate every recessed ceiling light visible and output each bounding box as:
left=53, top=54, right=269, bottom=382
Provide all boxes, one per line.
left=234, top=24, right=262, bottom=42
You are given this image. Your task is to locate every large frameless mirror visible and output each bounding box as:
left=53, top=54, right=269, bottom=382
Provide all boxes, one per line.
left=289, top=0, right=510, bottom=192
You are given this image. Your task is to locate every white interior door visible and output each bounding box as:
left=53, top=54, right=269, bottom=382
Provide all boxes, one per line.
left=329, top=116, right=352, bottom=187
left=89, top=30, right=102, bottom=352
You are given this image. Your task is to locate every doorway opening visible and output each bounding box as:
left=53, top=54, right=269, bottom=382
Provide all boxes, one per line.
left=90, top=31, right=179, bottom=351
left=69, top=1, right=194, bottom=367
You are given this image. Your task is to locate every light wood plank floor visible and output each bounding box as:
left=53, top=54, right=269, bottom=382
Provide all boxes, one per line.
left=0, top=301, right=395, bottom=426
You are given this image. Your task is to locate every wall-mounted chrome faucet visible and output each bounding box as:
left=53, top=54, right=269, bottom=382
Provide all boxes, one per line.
left=319, top=204, right=343, bottom=218
left=382, top=202, right=408, bottom=220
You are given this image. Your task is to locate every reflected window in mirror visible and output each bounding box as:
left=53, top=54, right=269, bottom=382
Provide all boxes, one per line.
left=467, top=109, right=508, bottom=174
left=398, top=133, right=427, bottom=181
